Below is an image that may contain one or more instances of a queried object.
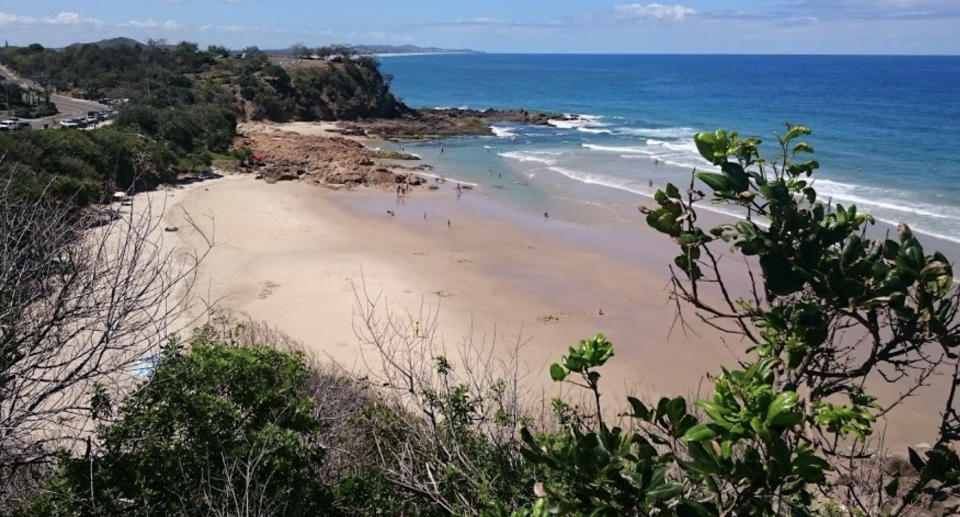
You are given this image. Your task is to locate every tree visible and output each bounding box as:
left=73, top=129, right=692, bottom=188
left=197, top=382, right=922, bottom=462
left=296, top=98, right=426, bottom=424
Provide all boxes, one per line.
left=290, top=43, right=312, bottom=59
left=22, top=334, right=333, bottom=516
left=516, top=125, right=960, bottom=516
left=0, top=165, right=208, bottom=503
left=207, top=45, right=230, bottom=58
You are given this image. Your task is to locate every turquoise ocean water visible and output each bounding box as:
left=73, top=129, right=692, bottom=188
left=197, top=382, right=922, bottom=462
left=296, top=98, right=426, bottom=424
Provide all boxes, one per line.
left=380, top=54, right=960, bottom=243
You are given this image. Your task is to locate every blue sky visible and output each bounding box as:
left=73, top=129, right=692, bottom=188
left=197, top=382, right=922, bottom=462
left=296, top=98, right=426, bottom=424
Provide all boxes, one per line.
left=0, top=1, right=958, bottom=54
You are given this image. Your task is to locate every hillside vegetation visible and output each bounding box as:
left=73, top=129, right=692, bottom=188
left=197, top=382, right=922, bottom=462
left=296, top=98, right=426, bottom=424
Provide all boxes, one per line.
left=0, top=41, right=407, bottom=206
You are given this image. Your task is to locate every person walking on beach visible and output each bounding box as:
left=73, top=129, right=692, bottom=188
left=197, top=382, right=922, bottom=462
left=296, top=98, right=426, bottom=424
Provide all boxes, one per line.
left=414, top=321, right=420, bottom=337
left=447, top=219, right=452, bottom=229
left=456, top=183, right=463, bottom=199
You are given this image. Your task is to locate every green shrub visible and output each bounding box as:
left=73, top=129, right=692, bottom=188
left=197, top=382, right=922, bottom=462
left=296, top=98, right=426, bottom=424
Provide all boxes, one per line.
left=22, top=336, right=333, bottom=516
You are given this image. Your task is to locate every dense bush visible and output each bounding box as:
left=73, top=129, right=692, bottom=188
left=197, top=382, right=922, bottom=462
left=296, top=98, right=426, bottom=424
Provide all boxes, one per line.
left=21, top=335, right=334, bottom=516
left=1, top=78, right=56, bottom=118
left=0, top=129, right=177, bottom=205
left=0, top=41, right=214, bottom=101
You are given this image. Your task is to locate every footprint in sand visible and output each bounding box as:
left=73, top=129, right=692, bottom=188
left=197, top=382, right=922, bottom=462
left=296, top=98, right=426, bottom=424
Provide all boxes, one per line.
left=540, top=314, right=561, bottom=323
left=433, top=290, right=455, bottom=298
left=413, top=251, right=428, bottom=256
left=258, top=281, right=279, bottom=299
left=456, top=258, right=472, bottom=264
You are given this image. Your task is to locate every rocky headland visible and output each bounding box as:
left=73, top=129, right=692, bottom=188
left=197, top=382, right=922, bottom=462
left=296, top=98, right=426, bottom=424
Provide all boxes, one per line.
left=232, top=110, right=584, bottom=189
left=334, top=108, right=574, bottom=139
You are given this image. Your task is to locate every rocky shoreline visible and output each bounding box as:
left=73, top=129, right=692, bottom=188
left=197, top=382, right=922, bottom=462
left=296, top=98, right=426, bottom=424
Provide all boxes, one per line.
left=232, top=125, right=430, bottom=189
left=232, top=109, right=582, bottom=189
left=334, top=108, right=572, bottom=139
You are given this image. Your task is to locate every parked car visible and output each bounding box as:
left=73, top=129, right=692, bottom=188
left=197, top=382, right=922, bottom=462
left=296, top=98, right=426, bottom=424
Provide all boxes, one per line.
left=85, top=110, right=113, bottom=122
left=0, top=118, right=30, bottom=131
left=59, top=117, right=86, bottom=129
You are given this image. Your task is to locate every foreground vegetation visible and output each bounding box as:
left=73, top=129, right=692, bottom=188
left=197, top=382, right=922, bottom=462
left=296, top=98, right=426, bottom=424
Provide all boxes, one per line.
left=2, top=121, right=958, bottom=515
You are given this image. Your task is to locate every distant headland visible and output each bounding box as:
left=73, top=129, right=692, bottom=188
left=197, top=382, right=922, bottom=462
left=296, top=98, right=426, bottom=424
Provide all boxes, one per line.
left=58, top=37, right=481, bottom=56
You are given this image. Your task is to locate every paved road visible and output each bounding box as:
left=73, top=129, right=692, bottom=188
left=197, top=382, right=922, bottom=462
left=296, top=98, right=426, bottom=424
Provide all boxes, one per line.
left=1, top=63, right=109, bottom=129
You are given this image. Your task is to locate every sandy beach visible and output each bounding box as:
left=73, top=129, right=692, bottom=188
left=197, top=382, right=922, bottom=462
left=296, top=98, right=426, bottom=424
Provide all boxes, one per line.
left=164, top=174, right=735, bottom=397
left=152, top=131, right=948, bottom=453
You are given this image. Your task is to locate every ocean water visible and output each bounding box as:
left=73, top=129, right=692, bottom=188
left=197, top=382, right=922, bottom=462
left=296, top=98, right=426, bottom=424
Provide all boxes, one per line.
left=380, top=54, right=960, bottom=242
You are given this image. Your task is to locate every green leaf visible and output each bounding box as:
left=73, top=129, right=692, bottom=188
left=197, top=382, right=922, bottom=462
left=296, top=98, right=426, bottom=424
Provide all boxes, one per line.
left=682, top=423, right=718, bottom=443
left=760, top=253, right=804, bottom=295
left=784, top=125, right=811, bottom=143
left=665, top=183, right=681, bottom=200
left=768, top=411, right=804, bottom=428
left=645, top=483, right=684, bottom=504
left=885, top=476, right=900, bottom=497
left=841, top=234, right=863, bottom=268
left=693, top=132, right=719, bottom=163
left=549, top=363, right=567, bottom=382
left=908, top=447, right=926, bottom=472
left=792, top=142, right=814, bottom=155
left=628, top=396, right=650, bottom=420
left=695, top=172, right=730, bottom=193
left=766, top=391, right=799, bottom=423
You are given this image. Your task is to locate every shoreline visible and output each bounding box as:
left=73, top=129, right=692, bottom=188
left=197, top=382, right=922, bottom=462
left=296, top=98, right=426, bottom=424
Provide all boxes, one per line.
left=158, top=120, right=953, bottom=452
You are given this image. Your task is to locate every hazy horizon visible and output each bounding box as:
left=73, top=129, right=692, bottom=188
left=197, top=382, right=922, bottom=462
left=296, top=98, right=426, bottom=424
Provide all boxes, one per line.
left=0, top=1, right=958, bottom=55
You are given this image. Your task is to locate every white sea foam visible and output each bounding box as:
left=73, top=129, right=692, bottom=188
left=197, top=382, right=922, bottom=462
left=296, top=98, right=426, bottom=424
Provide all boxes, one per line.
left=546, top=166, right=646, bottom=196
left=578, top=127, right=614, bottom=135
left=548, top=119, right=588, bottom=129
left=618, top=127, right=698, bottom=138
left=498, top=150, right=561, bottom=166
left=814, top=179, right=960, bottom=221
left=547, top=114, right=607, bottom=129
left=582, top=143, right=650, bottom=154
left=490, top=125, right=517, bottom=138
left=414, top=170, right=480, bottom=187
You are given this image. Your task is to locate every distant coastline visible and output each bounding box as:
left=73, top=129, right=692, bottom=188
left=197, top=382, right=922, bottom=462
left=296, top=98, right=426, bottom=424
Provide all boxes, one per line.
left=374, top=51, right=473, bottom=58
